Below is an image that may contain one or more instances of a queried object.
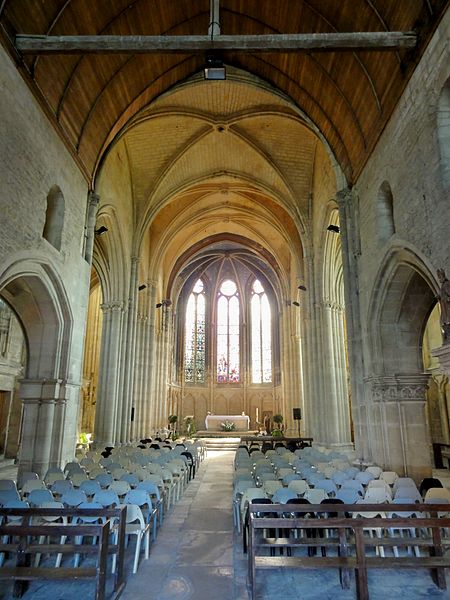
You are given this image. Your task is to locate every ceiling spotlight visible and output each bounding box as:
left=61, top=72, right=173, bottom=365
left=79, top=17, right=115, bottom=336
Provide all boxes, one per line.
left=327, top=224, right=340, bottom=234
left=94, top=225, right=108, bottom=236
left=204, top=54, right=226, bottom=80
left=138, top=284, right=147, bottom=291
left=298, top=285, right=307, bottom=291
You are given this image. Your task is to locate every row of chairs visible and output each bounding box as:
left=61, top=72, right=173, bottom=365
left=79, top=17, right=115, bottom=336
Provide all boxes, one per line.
left=0, top=438, right=206, bottom=574
left=233, top=444, right=450, bottom=534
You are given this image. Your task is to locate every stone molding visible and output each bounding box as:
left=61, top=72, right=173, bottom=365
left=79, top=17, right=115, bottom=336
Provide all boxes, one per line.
left=323, top=300, right=345, bottom=311
left=366, top=374, right=430, bottom=402
left=19, top=378, right=70, bottom=403
left=100, top=300, right=124, bottom=313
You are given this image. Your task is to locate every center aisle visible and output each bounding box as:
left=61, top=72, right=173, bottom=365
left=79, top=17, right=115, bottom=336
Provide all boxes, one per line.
left=120, top=449, right=241, bottom=600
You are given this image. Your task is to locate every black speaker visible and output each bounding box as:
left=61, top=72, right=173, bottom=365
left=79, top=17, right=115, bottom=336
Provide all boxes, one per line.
left=293, top=408, right=302, bottom=420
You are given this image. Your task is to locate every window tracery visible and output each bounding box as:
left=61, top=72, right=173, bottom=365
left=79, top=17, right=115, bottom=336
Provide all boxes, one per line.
left=184, top=279, right=206, bottom=383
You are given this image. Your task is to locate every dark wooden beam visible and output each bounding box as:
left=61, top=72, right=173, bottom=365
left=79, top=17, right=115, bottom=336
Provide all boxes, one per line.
left=15, top=32, right=417, bottom=55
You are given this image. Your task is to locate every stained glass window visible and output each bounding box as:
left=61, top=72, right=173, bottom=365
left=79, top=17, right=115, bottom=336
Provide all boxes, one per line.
left=251, top=279, right=272, bottom=383
left=184, top=279, right=206, bottom=383
left=217, top=279, right=240, bottom=382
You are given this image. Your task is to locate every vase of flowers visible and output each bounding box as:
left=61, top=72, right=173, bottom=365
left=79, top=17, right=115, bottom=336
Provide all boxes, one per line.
left=221, top=420, right=236, bottom=432
left=183, top=415, right=196, bottom=437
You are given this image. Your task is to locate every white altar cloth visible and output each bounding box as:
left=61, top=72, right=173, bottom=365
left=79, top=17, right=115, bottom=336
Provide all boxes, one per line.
left=205, top=415, right=250, bottom=431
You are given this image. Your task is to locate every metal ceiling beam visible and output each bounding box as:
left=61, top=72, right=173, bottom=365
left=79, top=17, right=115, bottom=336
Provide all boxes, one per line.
left=15, top=31, right=417, bottom=55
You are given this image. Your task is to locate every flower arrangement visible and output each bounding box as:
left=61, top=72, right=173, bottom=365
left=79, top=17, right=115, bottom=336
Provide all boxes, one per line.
left=221, top=420, right=236, bottom=431
left=183, top=415, right=196, bottom=437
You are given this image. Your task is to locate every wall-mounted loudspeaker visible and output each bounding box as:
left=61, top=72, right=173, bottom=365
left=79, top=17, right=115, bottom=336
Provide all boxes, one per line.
left=293, top=408, right=302, bottom=420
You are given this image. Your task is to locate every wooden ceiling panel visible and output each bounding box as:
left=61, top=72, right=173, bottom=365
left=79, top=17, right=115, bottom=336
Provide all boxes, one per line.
left=0, top=0, right=447, bottom=185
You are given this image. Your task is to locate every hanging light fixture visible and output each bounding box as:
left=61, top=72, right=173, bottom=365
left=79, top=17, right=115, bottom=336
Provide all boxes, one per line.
left=204, top=54, right=226, bottom=80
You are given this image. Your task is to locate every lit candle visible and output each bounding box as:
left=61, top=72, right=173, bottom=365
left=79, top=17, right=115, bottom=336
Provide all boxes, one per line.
left=256, top=407, right=259, bottom=422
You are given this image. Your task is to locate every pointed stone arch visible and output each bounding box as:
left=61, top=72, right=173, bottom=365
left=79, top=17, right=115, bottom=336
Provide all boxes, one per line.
left=365, top=245, right=439, bottom=479
left=366, top=246, right=438, bottom=376
left=0, top=256, right=76, bottom=475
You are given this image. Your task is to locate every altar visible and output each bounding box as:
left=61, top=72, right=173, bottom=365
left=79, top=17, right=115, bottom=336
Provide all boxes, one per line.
left=205, top=414, right=250, bottom=431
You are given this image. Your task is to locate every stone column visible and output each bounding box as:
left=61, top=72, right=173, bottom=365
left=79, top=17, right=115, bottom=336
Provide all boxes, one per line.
left=367, top=374, right=432, bottom=481
left=336, top=187, right=365, bottom=457
left=18, top=378, right=73, bottom=477
left=300, top=254, right=322, bottom=440
left=84, top=191, right=100, bottom=264
left=157, top=302, right=172, bottom=428
left=118, top=256, right=139, bottom=443
left=281, top=302, right=303, bottom=436
left=146, top=282, right=157, bottom=433
left=321, top=301, right=352, bottom=447
left=94, top=301, right=124, bottom=447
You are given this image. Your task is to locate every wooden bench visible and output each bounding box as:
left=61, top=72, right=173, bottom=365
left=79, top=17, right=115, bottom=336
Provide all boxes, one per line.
left=247, top=502, right=450, bottom=600
left=0, top=505, right=127, bottom=600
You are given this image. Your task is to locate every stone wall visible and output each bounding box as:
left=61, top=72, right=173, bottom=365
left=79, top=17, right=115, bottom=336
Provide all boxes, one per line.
left=0, top=46, right=90, bottom=472
left=353, top=11, right=450, bottom=478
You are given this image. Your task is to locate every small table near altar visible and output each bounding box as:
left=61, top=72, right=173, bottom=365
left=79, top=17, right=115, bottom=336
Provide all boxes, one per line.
left=205, top=414, right=250, bottom=431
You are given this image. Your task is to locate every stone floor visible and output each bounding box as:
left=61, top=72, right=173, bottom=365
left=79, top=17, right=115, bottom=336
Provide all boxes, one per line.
left=1, top=453, right=450, bottom=599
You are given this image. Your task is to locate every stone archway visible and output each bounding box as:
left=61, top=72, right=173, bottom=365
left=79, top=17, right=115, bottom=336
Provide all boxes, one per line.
left=365, top=248, right=438, bottom=480
left=0, top=258, right=76, bottom=476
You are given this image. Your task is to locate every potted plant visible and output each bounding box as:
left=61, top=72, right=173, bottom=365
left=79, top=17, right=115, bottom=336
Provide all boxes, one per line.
left=183, top=415, right=196, bottom=438
left=272, top=414, right=284, bottom=437
left=168, top=414, right=178, bottom=438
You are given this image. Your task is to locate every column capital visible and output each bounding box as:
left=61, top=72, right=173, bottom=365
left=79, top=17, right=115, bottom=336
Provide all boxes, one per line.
left=100, top=300, right=124, bottom=314
left=88, top=190, right=100, bottom=206
left=336, top=186, right=355, bottom=206
left=366, top=373, right=430, bottom=403
left=19, top=378, right=68, bottom=402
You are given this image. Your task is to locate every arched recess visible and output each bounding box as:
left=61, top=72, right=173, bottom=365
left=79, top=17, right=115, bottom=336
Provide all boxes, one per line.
left=422, top=303, right=450, bottom=450
left=0, top=257, right=75, bottom=476
left=0, top=297, right=26, bottom=459
left=43, top=185, right=65, bottom=251
left=79, top=268, right=103, bottom=436
left=377, top=181, right=395, bottom=242
left=365, top=246, right=439, bottom=480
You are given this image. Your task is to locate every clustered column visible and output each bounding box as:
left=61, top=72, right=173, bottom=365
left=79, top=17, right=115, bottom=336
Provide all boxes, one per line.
left=94, top=301, right=124, bottom=446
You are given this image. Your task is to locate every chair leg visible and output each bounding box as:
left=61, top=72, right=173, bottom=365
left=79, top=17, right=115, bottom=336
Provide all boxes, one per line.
left=34, top=535, right=45, bottom=567
left=55, top=535, right=66, bottom=567
left=133, top=532, right=142, bottom=574
left=144, top=529, right=150, bottom=560
left=74, top=535, right=82, bottom=567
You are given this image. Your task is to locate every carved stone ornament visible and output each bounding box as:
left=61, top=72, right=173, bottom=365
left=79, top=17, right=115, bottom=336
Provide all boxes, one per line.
left=367, top=374, right=430, bottom=403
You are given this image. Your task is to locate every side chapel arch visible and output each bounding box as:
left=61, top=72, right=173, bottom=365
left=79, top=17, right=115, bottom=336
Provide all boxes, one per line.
left=366, top=246, right=439, bottom=479
left=0, top=257, right=75, bottom=475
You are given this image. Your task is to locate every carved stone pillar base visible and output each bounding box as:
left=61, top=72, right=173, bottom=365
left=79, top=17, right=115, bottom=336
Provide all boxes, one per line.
left=366, top=374, right=432, bottom=481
